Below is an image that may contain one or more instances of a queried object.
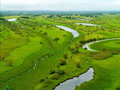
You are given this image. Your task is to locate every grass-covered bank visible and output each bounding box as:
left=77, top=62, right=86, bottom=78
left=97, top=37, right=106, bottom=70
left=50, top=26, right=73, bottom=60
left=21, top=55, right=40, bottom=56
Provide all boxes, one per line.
left=76, top=54, right=120, bottom=90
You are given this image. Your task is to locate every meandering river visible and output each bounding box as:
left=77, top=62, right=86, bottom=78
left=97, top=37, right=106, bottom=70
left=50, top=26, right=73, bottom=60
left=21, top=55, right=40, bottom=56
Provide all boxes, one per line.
left=6, top=20, right=119, bottom=90
left=55, top=25, right=94, bottom=90
left=56, top=25, right=80, bottom=38
left=55, top=25, right=120, bottom=90
left=7, top=18, right=17, bottom=21
left=82, top=38, right=120, bottom=51
left=54, top=68, right=94, bottom=90
left=75, top=23, right=100, bottom=27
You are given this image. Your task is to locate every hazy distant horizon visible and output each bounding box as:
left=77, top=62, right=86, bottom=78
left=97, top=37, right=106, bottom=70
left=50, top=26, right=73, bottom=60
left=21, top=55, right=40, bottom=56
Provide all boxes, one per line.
left=1, top=0, right=120, bottom=11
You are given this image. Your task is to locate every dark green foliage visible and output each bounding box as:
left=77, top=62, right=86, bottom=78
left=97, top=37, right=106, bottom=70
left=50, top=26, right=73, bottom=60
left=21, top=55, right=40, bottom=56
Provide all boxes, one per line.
left=91, top=51, right=113, bottom=60
left=63, top=54, right=68, bottom=59
left=40, top=42, right=43, bottom=44
left=50, top=70, right=55, bottom=74
left=3, top=86, right=11, bottom=90
left=20, top=16, right=30, bottom=19
left=54, top=37, right=60, bottom=42
left=60, top=59, right=66, bottom=65
left=51, top=74, right=60, bottom=80
left=43, top=32, right=48, bottom=35
left=56, top=69, right=65, bottom=75
left=40, top=79, right=45, bottom=83
left=0, top=18, right=6, bottom=20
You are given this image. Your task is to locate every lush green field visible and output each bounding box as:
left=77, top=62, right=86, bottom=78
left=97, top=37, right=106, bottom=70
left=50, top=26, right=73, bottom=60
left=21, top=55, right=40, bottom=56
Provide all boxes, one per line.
left=0, top=14, right=120, bottom=90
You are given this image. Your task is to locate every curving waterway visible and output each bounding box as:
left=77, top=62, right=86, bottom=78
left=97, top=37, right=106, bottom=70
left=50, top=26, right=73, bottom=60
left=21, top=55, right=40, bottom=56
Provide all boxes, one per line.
left=56, top=25, right=80, bottom=38
left=55, top=25, right=120, bottom=90
left=75, top=23, right=100, bottom=27
left=55, top=25, right=94, bottom=90
left=5, top=21, right=118, bottom=90
left=7, top=18, right=17, bottom=22
left=54, top=68, right=94, bottom=90
left=82, top=38, right=120, bottom=51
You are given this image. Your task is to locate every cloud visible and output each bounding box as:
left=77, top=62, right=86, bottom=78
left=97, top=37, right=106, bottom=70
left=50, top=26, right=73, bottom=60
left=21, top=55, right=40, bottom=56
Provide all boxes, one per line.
left=1, top=0, right=120, bottom=10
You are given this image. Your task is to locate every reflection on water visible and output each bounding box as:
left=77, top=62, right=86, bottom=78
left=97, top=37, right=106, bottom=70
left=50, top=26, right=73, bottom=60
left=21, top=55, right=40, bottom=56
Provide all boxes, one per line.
left=82, top=38, right=120, bottom=51
left=54, top=68, right=94, bottom=90
left=7, top=18, right=17, bottom=21
left=56, top=25, right=80, bottom=38
left=75, top=23, right=100, bottom=26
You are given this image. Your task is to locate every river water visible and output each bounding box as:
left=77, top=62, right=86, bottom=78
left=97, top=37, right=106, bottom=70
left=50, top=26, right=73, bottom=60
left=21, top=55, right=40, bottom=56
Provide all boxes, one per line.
left=56, top=25, right=80, bottom=38
left=54, top=68, right=94, bottom=90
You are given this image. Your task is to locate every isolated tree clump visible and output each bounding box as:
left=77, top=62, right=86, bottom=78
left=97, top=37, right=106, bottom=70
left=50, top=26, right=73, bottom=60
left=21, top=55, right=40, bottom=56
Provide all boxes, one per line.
left=54, top=37, right=60, bottom=42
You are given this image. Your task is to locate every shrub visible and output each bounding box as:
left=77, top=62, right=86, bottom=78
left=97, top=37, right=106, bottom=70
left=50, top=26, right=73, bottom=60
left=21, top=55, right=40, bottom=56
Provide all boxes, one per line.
left=40, top=42, right=43, bottom=44
left=60, top=59, right=66, bottom=65
left=3, top=86, right=11, bottom=90
left=75, top=60, right=80, bottom=68
left=50, top=70, right=55, bottom=74
left=116, top=87, right=120, bottom=90
left=40, top=79, right=45, bottom=83
left=63, top=54, right=68, bottom=59
left=56, top=69, right=65, bottom=75
left=51, top=74, right=60, bottom=80
left=72, top=50, right=79, bottom=54
left=43, top=32, right=48, bottom=35
left=68, top=46, right=74, bottom=51
left=54, top=37, right=60, bottom=42
left=63, top=35, right=66, bottom=37
left=91, top=51, right=113, bottom=60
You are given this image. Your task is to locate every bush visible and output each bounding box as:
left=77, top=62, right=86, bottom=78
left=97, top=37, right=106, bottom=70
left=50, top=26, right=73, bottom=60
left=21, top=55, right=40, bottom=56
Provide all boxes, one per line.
left=50, top=70, right=55, bottom=74
left=91, top=51, right=113, bottom=60
left=63, top=54, right=68, bottom=59
left=75, top=60, right=80, bottom=68
left=40, top=79, right=45, bottom=83
left=54, top=37, right=60, bottom=42
left=72, top=50, right=79, bottom=54
left=56, top=69, right=65, bottom=75
left=3, top=86, right=11, bottom=90
left=51, top=74, right=60, bottom=80
left=60, top=59, right=66, bottom=65
left=43, top=32, right=48, bottom=35
left=68, top=46, right=74, bottom=51
left=40, top=42, right=43, bottom=44
left=116, top=87, right=120, bottom=90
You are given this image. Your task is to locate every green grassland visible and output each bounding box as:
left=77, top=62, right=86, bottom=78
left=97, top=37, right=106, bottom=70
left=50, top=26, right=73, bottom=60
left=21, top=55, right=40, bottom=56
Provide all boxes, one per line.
left=0, top=14, right=120, bottom=90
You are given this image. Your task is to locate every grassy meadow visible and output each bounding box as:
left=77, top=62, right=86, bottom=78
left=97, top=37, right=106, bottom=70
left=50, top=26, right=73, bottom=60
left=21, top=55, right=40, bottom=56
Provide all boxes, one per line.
left=0, top=13, right=120, bottom=90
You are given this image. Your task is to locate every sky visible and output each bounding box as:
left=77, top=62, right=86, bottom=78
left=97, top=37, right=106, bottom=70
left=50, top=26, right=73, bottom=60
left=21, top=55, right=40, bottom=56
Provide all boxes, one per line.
left=1, top=0, right=120, bottom=11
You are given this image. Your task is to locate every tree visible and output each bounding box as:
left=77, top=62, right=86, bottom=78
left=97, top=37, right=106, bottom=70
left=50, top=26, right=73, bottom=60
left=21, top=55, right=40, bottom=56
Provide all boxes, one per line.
left=54, top=37, right=60, bottom=42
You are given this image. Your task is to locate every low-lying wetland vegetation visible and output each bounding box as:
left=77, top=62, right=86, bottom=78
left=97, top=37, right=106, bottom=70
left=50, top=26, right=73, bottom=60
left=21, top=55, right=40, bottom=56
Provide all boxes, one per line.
left=0, top=12, right=120, bottom=90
